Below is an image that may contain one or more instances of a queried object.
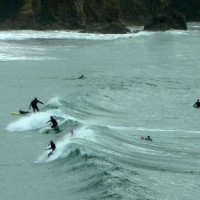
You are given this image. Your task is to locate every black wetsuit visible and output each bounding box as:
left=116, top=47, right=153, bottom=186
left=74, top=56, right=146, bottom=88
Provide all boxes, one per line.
left=19, top=110, right=30, bottom=114
left=29, top=99, right=43, bottom=112
left=145, top=136, right=152, bottom=141
left=47, top=142, right=56, bottom=157
left=50, top=142, right=56, bottom=151
left=47, top=117, right=58, bottom=128
left=193, top=101, right=200, bottom=108
left=79, top=75, right=84, bottom=79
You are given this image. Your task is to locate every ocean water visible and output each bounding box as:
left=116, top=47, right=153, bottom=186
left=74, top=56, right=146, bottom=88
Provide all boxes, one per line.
left=0, top=23, right=200, bottom=200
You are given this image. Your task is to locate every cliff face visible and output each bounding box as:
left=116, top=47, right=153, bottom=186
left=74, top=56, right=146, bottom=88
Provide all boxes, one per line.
left=0, top=0, right=199, bottom=32
left=171, top=0, right=200, bottom=21
left=0, top=0, right=122, bottom=30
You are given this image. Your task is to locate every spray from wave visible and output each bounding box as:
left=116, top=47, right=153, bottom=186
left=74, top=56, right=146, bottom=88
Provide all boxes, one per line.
left=35, top=126, right=96, bottom=163
left=6, top=97, right=77, bottom=132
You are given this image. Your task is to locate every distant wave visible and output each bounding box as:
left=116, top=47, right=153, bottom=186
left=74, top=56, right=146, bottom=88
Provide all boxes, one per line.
left=0, top=25, right=199, bottom=42
left=108, top=125, right=200, bottom=133
left=0, top=30, right=154, bottom=41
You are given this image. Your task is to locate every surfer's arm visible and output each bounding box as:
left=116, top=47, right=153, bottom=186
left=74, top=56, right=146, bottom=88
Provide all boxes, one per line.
left=38, top=100, right=44, bottom=104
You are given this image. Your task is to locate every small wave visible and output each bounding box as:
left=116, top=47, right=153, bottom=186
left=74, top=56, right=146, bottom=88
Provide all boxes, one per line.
left=108, top=125, right=200, bottom=134
left=165, top=30, right=188, bottom=35
left=35, top=126, right=96, bottom=163
left=0, top=55, right=50, bottom=61
left=187, top=22, right=200, bottom=29
left=46, top=97, right=63, bottom=107
left=35, top=134, right=73, bottom=163
left=0, top=30, right=154, bottom=42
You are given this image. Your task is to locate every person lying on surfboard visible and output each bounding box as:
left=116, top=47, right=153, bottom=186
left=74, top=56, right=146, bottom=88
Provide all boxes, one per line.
left=46, top=140, right=56, bottom=157
left=46, top=116, right=58, bottom=129
left=19, top=110, right=30, bottom=114
left=141, top=136, right=153, bottom=141
left=29, top=97, right=43, bottom=112
left=78, top=74, right=86, bottom=79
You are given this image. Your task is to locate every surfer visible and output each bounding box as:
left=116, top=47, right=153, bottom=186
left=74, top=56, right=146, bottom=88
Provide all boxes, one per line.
left=29, top=97, right=43, bottom=112
left=193, top=99, right=200, bottom=108
left=46, top=116, right=58, bottom=128
left=141, top=136, right=152, bottom=141
left=19, top=110, right=30, bottom=114
left=145, top=136, right=152, bottom=141
left=78, top=74, right=86, bottom=79
left=46, top=140, right=56, bottom=157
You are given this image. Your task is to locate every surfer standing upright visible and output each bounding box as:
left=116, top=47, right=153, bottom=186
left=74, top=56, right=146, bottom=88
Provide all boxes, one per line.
left=46, top=141, right=56, bottom=157
left=29, top=97, right=43, bottom=112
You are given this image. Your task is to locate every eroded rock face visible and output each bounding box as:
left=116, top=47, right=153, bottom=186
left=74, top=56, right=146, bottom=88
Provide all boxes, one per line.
left=0, top=0, right=199, bottom=32
left=80, top=22, right=130, bottom=34
left=171, top=0, right=200, bottom=21
left=144, top=10, right=187, bottom=31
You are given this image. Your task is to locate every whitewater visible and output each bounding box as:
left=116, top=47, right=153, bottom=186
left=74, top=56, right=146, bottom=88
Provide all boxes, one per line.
left=0, top=23, right=200, bottom=200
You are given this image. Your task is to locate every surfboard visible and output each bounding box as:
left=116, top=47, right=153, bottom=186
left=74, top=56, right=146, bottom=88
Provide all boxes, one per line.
left=11, top=112, right=21, bottom=115
left=44, top=127, right=60, bottom=134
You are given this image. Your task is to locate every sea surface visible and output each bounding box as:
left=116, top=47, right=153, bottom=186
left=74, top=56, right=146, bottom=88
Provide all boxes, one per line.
left=0, top=23, right=200, bottom=200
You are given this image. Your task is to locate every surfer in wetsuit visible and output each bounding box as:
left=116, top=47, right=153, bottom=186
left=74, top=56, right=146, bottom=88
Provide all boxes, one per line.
left=193, top=99, right=200, bottom=108
left=46, top=140, right=56, bottom=157
left=78, top=74, right=85, bottom=79
left=19, top=110, right=30, bottom=114
left=29, top=97, right=43, bottom=112
left=46, top=116, right=58, bottom=128
left=145, top=136, right=152, bottom=141
left=141, top=136, right=152, bottom=141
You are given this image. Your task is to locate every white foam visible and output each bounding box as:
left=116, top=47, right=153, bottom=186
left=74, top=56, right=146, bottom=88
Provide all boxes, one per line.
left=6, top=112, right=49, bottom=132
left=107, top=125, right=200, bottom=134
left=35, top=134, right=72, bottom=163
left=6, top=109, right=69, bottom=132
left=0, top=30, right=153, bottom=41
left=46, top=97, right=63, bottom=106
left=35, top=126, right=96, bottom=163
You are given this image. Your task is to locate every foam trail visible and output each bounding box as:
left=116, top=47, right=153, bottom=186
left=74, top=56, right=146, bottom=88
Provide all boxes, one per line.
left=35, top=127, right=96, bottom=163
left=0, top=30, right=151, bottom=41
left=6, top=112, right=49, bottom=132
left=46, top=97, right=63, bottom=106
left=6, top=109, right=69, bottom=132
left=35, top=134, right=72, bottom=163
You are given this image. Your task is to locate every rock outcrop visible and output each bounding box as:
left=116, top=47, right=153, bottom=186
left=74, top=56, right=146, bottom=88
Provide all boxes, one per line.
left=144, top=10, right=187, bottom=31
left=0, top=0, right=199, bottom=33
left=171, top=0, right=200, bottom=21
left=81, top=22, right=130, bottom=34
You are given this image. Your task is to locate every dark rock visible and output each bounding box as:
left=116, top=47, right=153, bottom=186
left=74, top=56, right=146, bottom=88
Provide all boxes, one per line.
left=144, top=10, right=187, bottom=31
left=81, top=22, right=130, bottom=34
left=171, top=0, right=200, bottom=21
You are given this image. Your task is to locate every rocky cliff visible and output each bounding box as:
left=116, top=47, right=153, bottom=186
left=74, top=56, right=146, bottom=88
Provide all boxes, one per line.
left=0, top=0, right=199, bottom=33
